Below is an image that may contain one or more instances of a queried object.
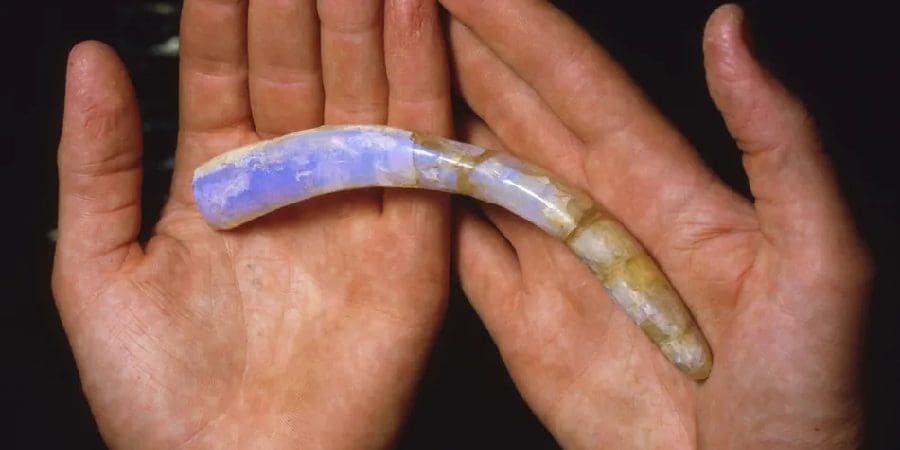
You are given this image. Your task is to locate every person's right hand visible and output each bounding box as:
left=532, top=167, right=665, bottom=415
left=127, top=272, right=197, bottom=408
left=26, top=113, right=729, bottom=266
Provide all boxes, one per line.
left=52, top=1, right=452, bottom=448
left=446, top=1, right=872, bottom=448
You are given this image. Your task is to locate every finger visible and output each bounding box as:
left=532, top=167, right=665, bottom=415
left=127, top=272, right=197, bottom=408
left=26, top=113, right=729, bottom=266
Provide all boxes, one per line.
left=454, top=204, right=523, bottom=332
left=440, top=0, right=677, bottom=147
left=703, top=5, right=856, bottom=249
left=179, top=0, right=252, bottom=134
left=448, top=19, right=587, bottom=188
left=172, top=0, right=255, bottom=205
left=248, top=0, right=324, bottom=137
left=318, top=0, right=389, bottom=124
left=458, top=202, right=645, bottom=440
left=54, top=42, right=144, bottom=309
left=381, top=0, right=452, bottom=230
left=384, top=0, right=452, bottom=134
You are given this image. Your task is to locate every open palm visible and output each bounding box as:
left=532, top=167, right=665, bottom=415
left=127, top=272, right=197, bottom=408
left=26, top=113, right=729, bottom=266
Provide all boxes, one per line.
left=52, top=1, right=452, bottom=448
left=447, top=2, right=871, bottom=448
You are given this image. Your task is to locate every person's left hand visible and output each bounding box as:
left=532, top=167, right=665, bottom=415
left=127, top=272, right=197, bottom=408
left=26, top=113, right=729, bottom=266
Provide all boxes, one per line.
left=53, top=1, right=452, bottom=448
left=445, top=1, right=871, bottom=448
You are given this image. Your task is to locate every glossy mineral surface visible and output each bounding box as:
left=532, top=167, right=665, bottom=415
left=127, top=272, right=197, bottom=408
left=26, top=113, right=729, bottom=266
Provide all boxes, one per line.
left=193, top=125, right=712, bottom=379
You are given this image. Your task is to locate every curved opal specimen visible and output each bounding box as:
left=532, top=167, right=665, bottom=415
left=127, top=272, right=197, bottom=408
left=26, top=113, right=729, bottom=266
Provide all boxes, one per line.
left=193, top=125, right=713, bottom=379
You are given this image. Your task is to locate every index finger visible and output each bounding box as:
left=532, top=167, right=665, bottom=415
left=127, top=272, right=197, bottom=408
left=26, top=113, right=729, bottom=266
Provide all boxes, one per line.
left=440, top=0, right=671, bottom=146
left=179, top=0, right=253, bottom=134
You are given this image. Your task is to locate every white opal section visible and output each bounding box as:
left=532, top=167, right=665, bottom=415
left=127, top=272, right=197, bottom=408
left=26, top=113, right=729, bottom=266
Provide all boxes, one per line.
left=410, top=137, right=486, bottom=191
left=567, top=219, right=641, bottom=266
left=468, top=153, right=586, bottom=239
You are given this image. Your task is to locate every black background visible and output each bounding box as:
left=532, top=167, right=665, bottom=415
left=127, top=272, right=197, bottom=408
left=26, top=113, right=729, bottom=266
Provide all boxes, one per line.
left=4, top=0, right=898, bottom=448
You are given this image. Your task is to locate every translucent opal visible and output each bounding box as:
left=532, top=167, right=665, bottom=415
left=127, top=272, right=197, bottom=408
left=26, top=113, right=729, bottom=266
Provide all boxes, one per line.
left=193, top=125, right=712, bottom=379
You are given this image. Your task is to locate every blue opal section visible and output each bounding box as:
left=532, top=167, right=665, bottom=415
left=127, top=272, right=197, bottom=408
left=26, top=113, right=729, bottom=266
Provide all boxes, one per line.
left=192, top=125, right=583, bottom=234
left=193, top=126, right=417, bottom=228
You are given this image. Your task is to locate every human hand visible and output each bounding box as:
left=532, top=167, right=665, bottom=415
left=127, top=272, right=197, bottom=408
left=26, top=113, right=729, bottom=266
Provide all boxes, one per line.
left=52, top=1, right=452, bottom=448
left=446, top=1, right=872, bottom=448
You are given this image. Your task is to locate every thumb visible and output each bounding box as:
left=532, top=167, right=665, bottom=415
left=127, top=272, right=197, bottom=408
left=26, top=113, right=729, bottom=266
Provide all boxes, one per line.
left=53, top=41, right=144, bottom=315
left=703, top=4, right=855, bottom=250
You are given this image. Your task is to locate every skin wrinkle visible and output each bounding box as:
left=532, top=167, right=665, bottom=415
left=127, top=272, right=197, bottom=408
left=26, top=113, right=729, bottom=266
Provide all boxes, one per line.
left=220, top=227, right=251, bottom=446
left=65, top=130, right=138, bottom=175
left=123, top=319, right=188, bottom=384
left=657, top=369, right=696, bottom=447
left=176, top=99, right=254, bottom=135
left=63, top=278, right=128, bottom=338
left=317, top=1, right=382, bottom=32
left=69, top=190, right=141, bottom=219
left=323, top=99, right=388, bottom=118
left=662, top=183, right=760, bottom=303
left=119, top=339, right=174, bottom=398
left=388, top=91, right=451, bottom=108
left=175, top=245, right=249, bottom=449
left=544, top=344, right=604, bottom=436
left=178, top=125, right=257, bottom=146
left=126, top=278, right=187, bottom=327
left=181, top=54, right=250, bottom=81
left=744, top=144, right=825, bottom=228
left=250, top=67, right=321, bottom=89
left=64, top=222, right=141, bottom=272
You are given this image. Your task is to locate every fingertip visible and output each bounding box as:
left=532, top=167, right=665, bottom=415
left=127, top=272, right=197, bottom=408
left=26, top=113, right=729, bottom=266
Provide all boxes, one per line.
left=68, top=40, right=117, bottom=66
left=62, top=41, right=137, bottom=144
left=701, top=3, right=797, bottom=145
left=703, top=4, right=744, bottom=49
left=65, top=41, right=128, bottom=96
left=703, top=4, right=755, bottom=90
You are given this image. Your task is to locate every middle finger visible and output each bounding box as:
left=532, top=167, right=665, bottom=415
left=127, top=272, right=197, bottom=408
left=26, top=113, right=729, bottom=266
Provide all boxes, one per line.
left=316, top=0, right=389, bottom=212
left=318, top=0, right=389, bottom=124
left=249, top=0, right=324, bottom=137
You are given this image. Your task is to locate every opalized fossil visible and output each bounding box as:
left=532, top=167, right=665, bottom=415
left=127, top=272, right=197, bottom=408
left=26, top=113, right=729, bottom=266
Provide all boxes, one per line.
left=192, top=125, right=713, bottom=379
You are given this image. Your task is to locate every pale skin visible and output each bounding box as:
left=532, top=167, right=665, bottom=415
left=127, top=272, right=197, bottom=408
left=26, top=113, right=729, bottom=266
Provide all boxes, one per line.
left=53, top=1, right=872, bottom=450
left=447, top=1, right=872, bottom=449
left=53, top=0, right=454, bottom=448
